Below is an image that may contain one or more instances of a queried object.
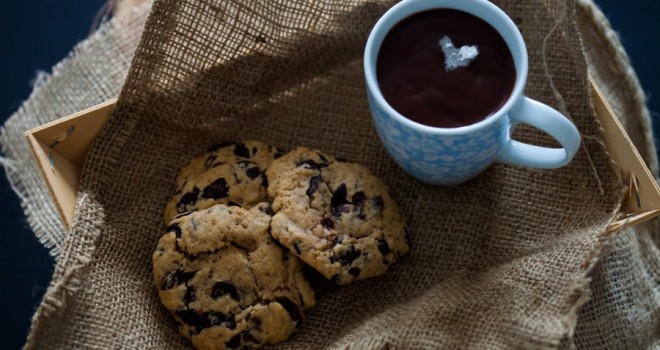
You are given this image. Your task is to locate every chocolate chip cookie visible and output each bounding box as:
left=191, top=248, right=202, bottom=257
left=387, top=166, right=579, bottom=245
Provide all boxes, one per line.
left=152, top=203, right=315, bottom=350
left=164, top=141, right=283, bottom=224
left=266, top=147, right=409, bottom=284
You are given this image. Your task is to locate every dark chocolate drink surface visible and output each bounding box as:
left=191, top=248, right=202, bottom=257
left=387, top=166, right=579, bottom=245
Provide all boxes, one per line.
left=377, top=9, right=516, bottom=128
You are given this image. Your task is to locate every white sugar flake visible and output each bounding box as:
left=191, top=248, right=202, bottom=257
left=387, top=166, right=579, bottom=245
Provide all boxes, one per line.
left=439, top=35, right=479, bottom=71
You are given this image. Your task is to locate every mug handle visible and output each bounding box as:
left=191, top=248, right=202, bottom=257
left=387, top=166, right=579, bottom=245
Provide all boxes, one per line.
left=496, top=97, right=581, bottom=169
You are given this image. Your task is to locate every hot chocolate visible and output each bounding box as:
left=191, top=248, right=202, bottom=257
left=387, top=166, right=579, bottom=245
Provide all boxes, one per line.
left=376, top=9, right=516, bottom=128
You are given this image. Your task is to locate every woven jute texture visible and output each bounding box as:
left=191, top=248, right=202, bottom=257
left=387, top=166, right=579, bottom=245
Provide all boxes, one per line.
left=0, top=0, right=657, bottom=349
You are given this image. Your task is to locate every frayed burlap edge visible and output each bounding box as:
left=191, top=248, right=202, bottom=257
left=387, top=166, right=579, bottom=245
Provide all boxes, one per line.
left=576, top=0, right=659, bottom=176
left=0, top=3, right=151, bottom=258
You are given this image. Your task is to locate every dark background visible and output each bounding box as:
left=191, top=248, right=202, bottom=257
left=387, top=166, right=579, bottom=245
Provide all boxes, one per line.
left=0, top=1, right=658, bottom=348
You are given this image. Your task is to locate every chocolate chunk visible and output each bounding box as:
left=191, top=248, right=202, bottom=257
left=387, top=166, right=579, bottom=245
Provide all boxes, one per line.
left=176, top=310, right=235, bottom=332
left=175, top=310, right=204, bottom=329
left=161, top=270, right=197, bottom=290
left=183, top=287, right=196, bottom=304
left=348, top=267, right=361, bottom=278
left=306, top=175, right=322, bottom=197
left=371, top=196, right=385, bottom=211
left=331, top=184, right=350, bottom=217
left=226, top=334, right=242, bottom=349
left=293, top=242, right=301, bottom=255
left=177, top=191, right=199, bottom=212
left=331, top=274, right=342, bottom=284
left=160, top=272, right=177, bottom=290
left=174, top=181, right=186, bottom=195
left=246, top=167, right=261, bottom=179
left=337, top=245, right=361, bottom=266
left=218, top=311, right=236, bottom=329
left=295, top=159, right=328, bottom=169
left=166, top=223, right=183, bottom=238
left=352, top=191, right=367, bottom=206
left=252, top=146, right=257, bottom=155
left=211, top=281, right=240, bottom=301
left=173, top=211, right=193, bottom=220
left=275, top=297, right=302, bottom=324
left=210, top=311, right=236, bottom=329
left=242, top=332, right=259, bottom=344
left=377, top=239, right=391, bottom=255
left=258, top=203, right=275, bottom=216
left=204, top=154, right=217, bottom=169
left=202, top=178, right=229, bottom=199
left=233, top=143, right=251, bottom=158
left=321, top=218, right=335, bottom=229
left=331, top=235, right=342, bottom=248
left=316, top=152, right=328, bottom=162
left=260, top=173, right=268, bottom=188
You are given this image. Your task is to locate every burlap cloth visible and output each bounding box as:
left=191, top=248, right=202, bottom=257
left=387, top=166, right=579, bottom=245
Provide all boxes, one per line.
left=1, top=0, right=657, bottom=349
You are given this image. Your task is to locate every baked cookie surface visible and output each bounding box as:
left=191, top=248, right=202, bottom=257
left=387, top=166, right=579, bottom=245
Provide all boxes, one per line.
left=266, top=147, right=409, bottom=284
left=164, top=141, right=282, bottom=224
left=153, top=203, right=315, bottom=350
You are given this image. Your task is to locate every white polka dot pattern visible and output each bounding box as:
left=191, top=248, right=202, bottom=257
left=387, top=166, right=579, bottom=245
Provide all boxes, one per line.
left=368, top=91, right=509, bottom=185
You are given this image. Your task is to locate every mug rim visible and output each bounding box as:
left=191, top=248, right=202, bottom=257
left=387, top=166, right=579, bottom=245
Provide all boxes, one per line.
left=364, top=0, right=529, bottom=135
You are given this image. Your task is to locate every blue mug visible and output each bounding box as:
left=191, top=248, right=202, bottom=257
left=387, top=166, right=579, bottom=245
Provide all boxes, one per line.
left=364, top=0, right=581, bottom=185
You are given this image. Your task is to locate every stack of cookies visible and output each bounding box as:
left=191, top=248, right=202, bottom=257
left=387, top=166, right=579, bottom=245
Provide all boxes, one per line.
left=153, top=141, right=410, bottom=350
